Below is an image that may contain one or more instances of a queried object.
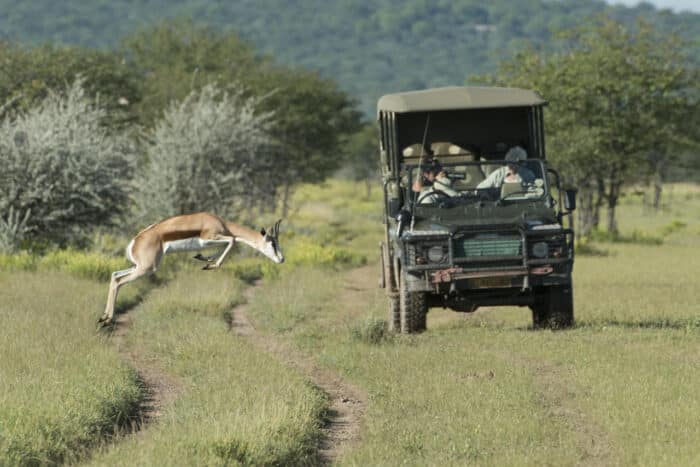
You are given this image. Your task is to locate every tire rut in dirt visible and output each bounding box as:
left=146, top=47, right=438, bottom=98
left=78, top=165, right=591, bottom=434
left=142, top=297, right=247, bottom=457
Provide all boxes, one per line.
left=520, top=356, right=614, bottom=465
left=232, top=283, right=366, bottom=465
left=110, top=306, right=181, bottom=436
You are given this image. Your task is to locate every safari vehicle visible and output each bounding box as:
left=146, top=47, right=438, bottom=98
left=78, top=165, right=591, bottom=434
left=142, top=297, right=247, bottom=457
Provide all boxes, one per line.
left=377, top=86, right=577, bottom=333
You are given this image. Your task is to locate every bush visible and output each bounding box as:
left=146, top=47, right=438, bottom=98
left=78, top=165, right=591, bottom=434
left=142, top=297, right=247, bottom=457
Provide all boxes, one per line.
left=225, top=257, right=265, bottom=283
left=0, top=251, right=37, bottom=271
left=134, top=84, right=277, bottom=222
left=351, top=317, right=391, bottom=345
left=285, top=238, right=366, bottom=269
left=0, top=78, right=134, bottom=252
left=590, top=228, right=663, bottom=245
left=38, top=249, right=127, bottom=282
left=661, top=220, right=687, bottom=237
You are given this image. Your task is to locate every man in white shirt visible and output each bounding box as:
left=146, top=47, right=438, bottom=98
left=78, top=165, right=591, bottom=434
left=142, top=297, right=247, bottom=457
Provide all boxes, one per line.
left=477, top=146, right=535, bottom=189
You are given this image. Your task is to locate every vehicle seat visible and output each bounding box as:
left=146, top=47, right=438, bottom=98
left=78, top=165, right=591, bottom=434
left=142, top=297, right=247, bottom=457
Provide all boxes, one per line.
left=444, top=144, right=485, bottom=187
left=500, top=181, right=523, bottom=198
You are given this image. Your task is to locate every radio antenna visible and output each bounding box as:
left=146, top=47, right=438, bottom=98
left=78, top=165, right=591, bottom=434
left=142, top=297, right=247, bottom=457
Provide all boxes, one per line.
left=410, top=113, right=431, bottom=230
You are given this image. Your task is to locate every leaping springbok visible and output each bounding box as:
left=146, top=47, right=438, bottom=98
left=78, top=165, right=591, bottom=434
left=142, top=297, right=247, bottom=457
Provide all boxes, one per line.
left=98, top=212, right=284, bottom=327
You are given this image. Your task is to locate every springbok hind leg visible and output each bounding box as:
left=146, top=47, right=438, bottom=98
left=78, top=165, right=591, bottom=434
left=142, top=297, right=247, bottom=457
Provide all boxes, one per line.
left=98, top=267, right=149, bottom=328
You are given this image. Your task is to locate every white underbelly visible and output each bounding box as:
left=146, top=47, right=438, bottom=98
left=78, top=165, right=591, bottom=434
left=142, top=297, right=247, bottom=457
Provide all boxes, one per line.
left=163, top=237, right=229, bottom=253
left=163, top=237, right=204, bottom=253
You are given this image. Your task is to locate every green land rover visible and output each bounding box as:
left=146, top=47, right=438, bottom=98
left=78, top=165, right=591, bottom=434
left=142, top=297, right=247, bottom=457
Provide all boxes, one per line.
left=378, top=86, right=577, bottom=333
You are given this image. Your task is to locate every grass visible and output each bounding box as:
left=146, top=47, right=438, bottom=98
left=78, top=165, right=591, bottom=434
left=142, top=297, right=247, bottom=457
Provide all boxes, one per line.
left=240, top=180, right=700, bottom=465
left=2, top=179, right=699, bottom=465
left=85, top=267, right=327, bottom=466
left=0, top=272, right=143, bottom=466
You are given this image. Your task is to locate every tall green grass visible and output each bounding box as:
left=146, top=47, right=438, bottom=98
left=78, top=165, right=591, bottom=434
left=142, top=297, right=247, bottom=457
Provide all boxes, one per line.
left=86, top=268, right=327, bottom=466
left=0, top=272, right=142, bottom=466
left=0, top=249, right=130, bottom=282
left=241, top=180, right=700, bottom=465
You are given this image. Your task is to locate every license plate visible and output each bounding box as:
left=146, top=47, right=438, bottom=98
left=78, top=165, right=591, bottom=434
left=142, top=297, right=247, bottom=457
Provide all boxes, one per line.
left=468, top=276, right=512, bottom=288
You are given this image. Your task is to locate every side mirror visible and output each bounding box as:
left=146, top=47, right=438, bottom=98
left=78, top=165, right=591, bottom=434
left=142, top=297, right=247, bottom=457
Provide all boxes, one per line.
left=395, top=209, right=412, bottom=237
left=564, top=188, right=577, bottom=211
left=388, top=197, right=402, bottom=218
left=396, top=209, right=412, bottom=223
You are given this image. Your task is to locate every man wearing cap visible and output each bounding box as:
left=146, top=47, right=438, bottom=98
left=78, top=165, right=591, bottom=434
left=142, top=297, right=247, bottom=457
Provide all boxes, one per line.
left=477, top=146, right=535, bottom=189
left=412, top=159, right=458, bottom=204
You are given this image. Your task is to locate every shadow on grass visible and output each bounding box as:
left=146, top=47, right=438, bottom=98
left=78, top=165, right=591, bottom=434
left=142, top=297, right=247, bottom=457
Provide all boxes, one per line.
left=576, top=318, right=700, bottom=331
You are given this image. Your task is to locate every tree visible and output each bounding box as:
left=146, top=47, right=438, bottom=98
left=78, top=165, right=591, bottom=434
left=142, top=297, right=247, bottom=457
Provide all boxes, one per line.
left=134, top=84, right=277, bottom=222
left=0, top=79, right=135, bottom=252
left=479, top=18, right=699, bottom=236
left=0, top=42, right=141, bottom=130
left=340, top=123, right=380, bottom=198
left=123, top=20, right=362, bottom=214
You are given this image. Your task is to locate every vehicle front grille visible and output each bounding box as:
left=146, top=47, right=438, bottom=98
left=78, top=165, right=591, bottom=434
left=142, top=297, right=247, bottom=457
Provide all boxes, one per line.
left=453, top=236, right=522, bottom=258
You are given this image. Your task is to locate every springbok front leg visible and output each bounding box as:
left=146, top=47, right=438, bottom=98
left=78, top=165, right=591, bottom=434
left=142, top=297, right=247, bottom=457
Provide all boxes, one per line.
left=202, top=236, right=235, bottom=270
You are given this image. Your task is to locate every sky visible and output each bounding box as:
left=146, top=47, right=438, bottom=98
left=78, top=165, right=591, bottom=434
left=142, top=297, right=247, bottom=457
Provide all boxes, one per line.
left=605, top=0, right=700, bottom=13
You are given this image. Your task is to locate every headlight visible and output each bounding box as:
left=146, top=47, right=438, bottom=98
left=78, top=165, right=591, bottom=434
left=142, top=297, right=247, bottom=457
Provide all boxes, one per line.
left=427, top=245, right=447, bottom=263
left=532, top=242, right=548, bottom=258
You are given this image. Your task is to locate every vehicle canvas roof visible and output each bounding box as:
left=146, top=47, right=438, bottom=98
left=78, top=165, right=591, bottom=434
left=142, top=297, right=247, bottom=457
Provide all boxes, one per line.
left=377, top=86, right=546, bottom=114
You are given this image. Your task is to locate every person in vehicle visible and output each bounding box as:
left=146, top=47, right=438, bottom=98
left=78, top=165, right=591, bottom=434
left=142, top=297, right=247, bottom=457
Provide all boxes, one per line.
left=412, top=159, right=458, bottom=203
left=476, top=146, right=535, bottom=189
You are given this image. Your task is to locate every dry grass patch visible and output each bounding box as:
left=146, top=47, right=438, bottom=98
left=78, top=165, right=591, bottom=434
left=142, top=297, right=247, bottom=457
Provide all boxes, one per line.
left=87, top=268, right=327, bottom=466
left=0, top=271, right=142, bottom=465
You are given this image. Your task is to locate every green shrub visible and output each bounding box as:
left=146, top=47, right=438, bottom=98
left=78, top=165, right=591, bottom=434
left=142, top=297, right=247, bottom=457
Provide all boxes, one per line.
left=590, top=228, right=663, bottom=245
left=351, top=317, right=391, bottom=345
left=225, top=257, right=265, bottom=283
left=0, top=251, right=37, bottom=271
left=660, top=220, right=687, bottom=237
left=38, top=249, right=127, bottom=282
left=574, top=241, right=610, bottom=257
left=286, top=238, right=366, bottom=268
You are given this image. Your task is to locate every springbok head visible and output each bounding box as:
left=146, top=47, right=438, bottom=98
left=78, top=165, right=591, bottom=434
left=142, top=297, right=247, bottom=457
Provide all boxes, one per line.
left=259, top=219, right=284, bottom=263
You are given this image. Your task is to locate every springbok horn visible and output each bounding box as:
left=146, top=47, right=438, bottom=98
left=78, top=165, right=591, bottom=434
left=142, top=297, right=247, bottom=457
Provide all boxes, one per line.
left=273, top=219, right=282, bottom=237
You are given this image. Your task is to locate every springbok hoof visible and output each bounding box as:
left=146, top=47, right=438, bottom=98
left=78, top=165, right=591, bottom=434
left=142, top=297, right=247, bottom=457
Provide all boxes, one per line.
left=97, top=316, right=114, bottom=330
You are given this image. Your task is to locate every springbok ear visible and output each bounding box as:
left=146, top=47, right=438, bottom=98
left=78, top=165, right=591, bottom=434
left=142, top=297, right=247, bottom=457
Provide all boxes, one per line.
left=260, top=228, right=266, bottom=236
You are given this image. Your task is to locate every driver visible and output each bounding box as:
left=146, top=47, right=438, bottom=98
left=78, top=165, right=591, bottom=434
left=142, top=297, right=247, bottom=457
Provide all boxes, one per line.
left=477, top=146, right=535, bottom=189
left=412, top=159, right=458, bottom=204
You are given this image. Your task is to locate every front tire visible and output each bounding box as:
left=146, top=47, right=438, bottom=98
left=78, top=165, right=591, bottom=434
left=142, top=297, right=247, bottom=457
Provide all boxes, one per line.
left=399, top=271, right=428, bottom=333
left=388, top=295, right=400, bottom=332
left=383, top=243, right=401, bottom=332
left=531, top=285, right=574, bottom=329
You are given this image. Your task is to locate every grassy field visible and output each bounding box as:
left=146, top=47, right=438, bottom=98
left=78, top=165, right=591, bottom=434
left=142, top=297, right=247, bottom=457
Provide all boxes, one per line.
left=242, top=181, right=700, bottom=465
left=0, top=272, right=143, bottom=465
left=1, top=180, right=699, bottom=465
left=84, top=268, right=327, bottom=466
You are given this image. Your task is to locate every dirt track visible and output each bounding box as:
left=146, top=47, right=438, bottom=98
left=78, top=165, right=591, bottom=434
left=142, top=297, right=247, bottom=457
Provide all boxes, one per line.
left=108, top=280, right=365, bottom=464
left=232, top=283, right=367, bottom=464
left=112, top=306, right=181, bottom=432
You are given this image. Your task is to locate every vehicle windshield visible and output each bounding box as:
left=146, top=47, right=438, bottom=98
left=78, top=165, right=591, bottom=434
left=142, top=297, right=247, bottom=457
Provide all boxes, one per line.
left=409, top=159, right=548, bottom=207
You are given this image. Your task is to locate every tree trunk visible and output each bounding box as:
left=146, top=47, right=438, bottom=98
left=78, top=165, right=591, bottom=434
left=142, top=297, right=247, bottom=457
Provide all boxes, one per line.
left=577, top=187, right=595, bottom=239
left=606, top=179, right=622, bottom=235
left=652, top=160, right=664, bottom=210
left=281, top=180, right=292, bottom=219
left=592, top=176, right=605, bottom=230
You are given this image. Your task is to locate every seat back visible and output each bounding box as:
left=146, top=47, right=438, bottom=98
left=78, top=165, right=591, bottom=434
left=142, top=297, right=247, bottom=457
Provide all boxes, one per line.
left=500, top=181, right=523, bottom=198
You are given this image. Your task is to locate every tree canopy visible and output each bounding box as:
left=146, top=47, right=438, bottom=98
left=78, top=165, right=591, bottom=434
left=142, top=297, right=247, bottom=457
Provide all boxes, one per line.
left=0, top=0, right=698, bottom=116
left=480, top=18, right=700, bottom=235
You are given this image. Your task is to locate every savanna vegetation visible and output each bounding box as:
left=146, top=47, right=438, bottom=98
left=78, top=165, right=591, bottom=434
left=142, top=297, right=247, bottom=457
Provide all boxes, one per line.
left=1, top=0, right=699, bottom=115
left=1, top=3, right=700, bottom=465
left=480, top=19, right=700, bottom=238
left=242, top=181, right=700, bottom=465
left=2, top=179, right=699, bottom=465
